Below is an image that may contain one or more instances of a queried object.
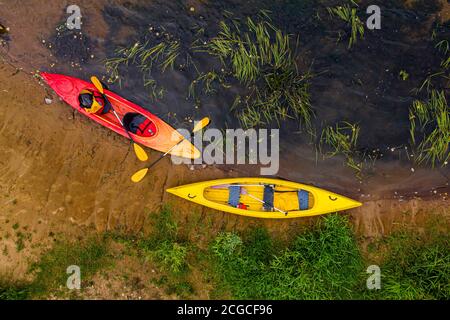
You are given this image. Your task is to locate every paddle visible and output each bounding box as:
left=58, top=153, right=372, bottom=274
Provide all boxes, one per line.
left=240, top=187, right=287, bottom=215
left=131, top=117, right=210, bottom=183
left=90, top=76, right=148, bottom=162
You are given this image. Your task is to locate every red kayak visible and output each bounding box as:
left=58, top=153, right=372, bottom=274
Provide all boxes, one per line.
left=41, top=73, right=200, bottom=159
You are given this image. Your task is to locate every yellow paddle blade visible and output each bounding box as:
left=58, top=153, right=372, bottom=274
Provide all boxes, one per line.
left=193, top=117, right=210, bottom=133
left=131, top=168, right=149, bottom=183
left=133, top=143, right=148, bottom=162
left=90, top=76, right=104, bottom=94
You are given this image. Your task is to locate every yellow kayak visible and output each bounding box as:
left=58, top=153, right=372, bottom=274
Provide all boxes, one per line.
left=166, top=177, right=362, bottom=219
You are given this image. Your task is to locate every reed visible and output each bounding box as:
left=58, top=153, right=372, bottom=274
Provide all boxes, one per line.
left=189, top=71, right=230, bottom=97
left=327, top=4, right=364, bottom=49
left=198, top=13, right=313, bottom=130
left=143, top=77, right=165, bottom=101
left=409, top=90, right=449, bottom=167
left=104, top=39, right=180, bottom=86
left=320, top=121, right=364, bottom=178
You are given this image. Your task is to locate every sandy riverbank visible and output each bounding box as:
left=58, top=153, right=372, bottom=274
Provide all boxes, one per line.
left=0, top=61, right=448, bottom=279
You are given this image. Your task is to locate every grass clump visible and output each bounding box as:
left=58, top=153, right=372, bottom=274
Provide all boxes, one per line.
left=210, top=215, right=364, bottom=299
left=366, top=229, right=450, bottom=300
left=199, top=12, right=313, bottom=130
left=151, top=242, right=188, bottom=274
left=105, top=39, right=180, bottom=81
left=110, top=206, right=193, bottom=297
left=139, top=206, right=189, bottom=275
left=320, top=121, right=368, bottom=178
left=28, top=236, right=110, bottom=298
left=104, top=36, right=180, bottom=100
left=327, top=3, right=365, bottom=49
left=409, top=90, right=449, bottom=167
left=0, top=279, right=30, bottom=300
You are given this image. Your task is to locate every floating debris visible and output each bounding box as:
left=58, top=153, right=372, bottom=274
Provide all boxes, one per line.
left=44, top=97, right=53, bottom=105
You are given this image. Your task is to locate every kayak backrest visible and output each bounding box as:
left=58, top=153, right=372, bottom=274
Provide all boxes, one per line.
left=263, top=185, right=274, bottom=211
left=228, top=186, right=241, bottom=207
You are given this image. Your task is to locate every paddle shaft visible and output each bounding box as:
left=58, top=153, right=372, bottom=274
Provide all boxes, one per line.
left=144, top=136, right=187, bottom=170
left=105, top=96, right=135, bottom=142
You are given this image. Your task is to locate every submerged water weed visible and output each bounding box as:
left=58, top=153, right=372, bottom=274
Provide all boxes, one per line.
left=104, top=37, right=180, bottom=99
left=327, top=3, right=365, bottom=49
left=189, top=71, right=231, bottom=97
left=320, top=121, right=365, bottom=178
left=409, top=90, right=449, bottom=167
left=416, top=30, right=450, bottom=93
left=143, top=77, right=165, bottom=101
left=198, top=12, right=313, bottom=130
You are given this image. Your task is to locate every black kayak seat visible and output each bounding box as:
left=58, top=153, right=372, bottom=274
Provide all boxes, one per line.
left=123, top=112, right=145, bottom=133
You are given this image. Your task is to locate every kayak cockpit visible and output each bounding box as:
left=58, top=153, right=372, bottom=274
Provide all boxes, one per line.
left=203, top=184, right=315, bottom=213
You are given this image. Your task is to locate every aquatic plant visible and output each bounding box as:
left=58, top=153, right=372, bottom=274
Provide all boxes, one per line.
left=189, top=71, right=230, bottom=97
left=320, top=121, right=365, bottom=178
left=399, top=70, right=409, bottom=81
left=143, top=77, right=165, bottom=101
left=104, top=38, right=180, bottom=92
left=409, top=90, right=449, bottom=167
left=197, top=13, right=313, bottom=130
left=327, top=3, right=365, bottom=49
left=415, top=33, right=449, bottom=93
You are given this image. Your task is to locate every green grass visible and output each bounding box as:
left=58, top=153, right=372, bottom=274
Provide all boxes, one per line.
left=27, top=236, right=111, bottom=298
left=409, top=90, right=449, bottom=167
left=0, top=280, right=30, bottom=300
left=208, top=213, right=449, bottom=300
left=0, top=236, right=111, bottom=300
left=2, top=206, right=448, bottom=300
left=198, top=12, right=313, bottom=130
left=364, top=227, right=449, bottom=300
left=107, top=206, right=194, bottom=297
left=327, top=3, right=365, bottom=49
left=210, top=215, right=364, bottom=299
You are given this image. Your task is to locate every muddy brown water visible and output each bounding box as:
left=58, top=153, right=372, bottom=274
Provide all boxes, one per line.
left=0, top=0, right=449, bottom=276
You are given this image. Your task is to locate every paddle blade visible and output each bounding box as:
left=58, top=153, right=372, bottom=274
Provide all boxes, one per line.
left=131, top=168, right=149, bottom=183
left=133, top=143, right=148, bottom=162
left=90, top=76, right=104, bottom=94
left=193, top=117, right=210, bottom=133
